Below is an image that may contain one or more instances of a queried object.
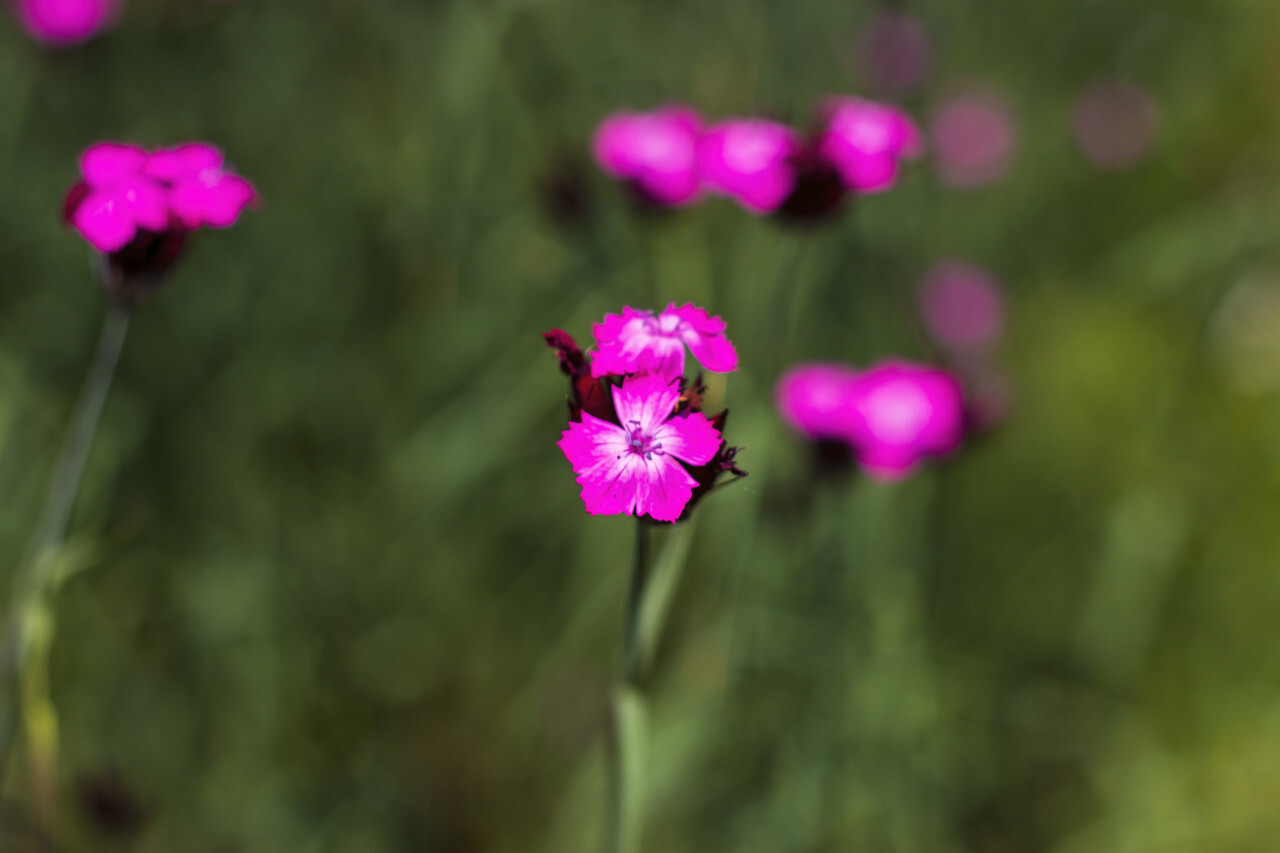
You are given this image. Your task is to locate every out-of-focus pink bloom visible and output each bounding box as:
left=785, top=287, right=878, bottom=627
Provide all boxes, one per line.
left=844, top=361, right=965, bottom=480
left=592, top=105, right=703, bottom=206
left=1070, top=79, right=1157, bottom=170
left=698, top=119, right=801, bottom=213
left=856, top=11, right=932, bottom=96
left=775, top=363, right=861, bottom=441
left=917, top=259, right=1005, bottom=352
left=816, top=96, right=923, bottom=193
left=592, top=303, right=738, bottom=379
left=67, top=143, right=169, bottom=253
left=930, top=88, right=1017, bottom=188
left=14, top=0, right=116, bottom=47
left=145, top=142, right=258, bottom=228
left=558, top=372, right=722, bottom=521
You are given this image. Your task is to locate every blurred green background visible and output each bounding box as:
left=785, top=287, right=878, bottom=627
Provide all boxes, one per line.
left=2, top=0, right=1280, bottom=850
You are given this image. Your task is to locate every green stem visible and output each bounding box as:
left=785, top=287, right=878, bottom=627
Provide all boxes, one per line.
left=0, top=306, right=130, bottom=813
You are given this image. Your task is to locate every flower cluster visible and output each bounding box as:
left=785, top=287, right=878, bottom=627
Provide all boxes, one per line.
left=776, top=360, right=965, bottom=480
left=546, top=304, right=745, bottom=522
left=592, top=97, right=921, bottom=218
left=63, top=141, right=256, bottom=299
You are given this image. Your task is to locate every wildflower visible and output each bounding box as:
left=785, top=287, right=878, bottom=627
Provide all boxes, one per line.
left=776, top=360, right=965, bottom=480
left=144, top=143, right=258, bottom=229
left=63, top=141, right=256, bottom=302
left=14, top=0, right=117, bottom=47
left=591, top=303, right=738, bottom=380
left=816, top=96, right=923, bottom=193
left=776, top=363, right=861, bottom=441
left=856, top=10, right=932, bottom=96
left=558, top=372, right=722, bottom=522
left=592, top=105, right=703, bottom=206
left=916, top=260, right=1004, bottom=354
left=930, top=87, right=1017, bottom=188
left=844, top=361, right=965, bottom=480
left=697, top=118, right=801, bottom=213
left=1070, top=79, right=1157, bottom=171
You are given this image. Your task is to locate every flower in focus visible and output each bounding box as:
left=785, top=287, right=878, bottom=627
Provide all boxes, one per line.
left=1070, top=79, right=1157, bottom=171
left=697, top=118, right=801, bottom=213
left=558, top=373, right=723, bottom=522
left=856, top=10, right=932, bottom=96
left=592, top=303, right=738, bottom=380
left=14, top=0, right=117, bottom=47
left=930, top=87, right=1017, bottom=189
left=592, top=105, right=703, bottom=206
left=844, top=361, right=965, bottom=480
left=917, top=259, right=1005, bottom=354
left=816, top=96, right=923, bottom=193
left=64, top=141, right=256, bottom=302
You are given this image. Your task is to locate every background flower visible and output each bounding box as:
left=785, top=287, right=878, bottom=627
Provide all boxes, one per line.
left=592, top=105, right=703, bottom=206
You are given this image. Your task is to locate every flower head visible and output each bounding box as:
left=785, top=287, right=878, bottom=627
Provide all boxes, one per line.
left=558, top=373, right=723, bottom=521
left=592, top=105, right=703, bottom=206
left=930, top=88, right=1017, bottom=189
left=14, top=0, right=117, bottom=47
left=844, top=361, right=965, bottom=480
left=816, top=96, right=923, bottom=193
left=776, top=360, right=965, bottom=481
left=591, top=303, right=737, bottom=380
left=63, top=141, right=256, bottom=302
left=917, top=259, right=1004, bottom=353
left=697, top=119, right=801, bottom=213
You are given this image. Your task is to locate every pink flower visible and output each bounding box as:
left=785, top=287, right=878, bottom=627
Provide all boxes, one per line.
left=775, top=363, right=861, bottom=441
left=816, top=96, right=923, bottom=193
left=558, top=373, right=723, bottom=521
left=1070, top=79, right=1157, bottom=171
left=844, top=361, right=965, bottom=480
left=930, top=87, right=1017, bottom=188
left=856, top=11, right=932, bottom=96
left=697, top=119, right=801, bottom=213
left=592, top=105, right=703, bottom=206
left=145, top=143, right=257, bottom=228
left=14, top=0, right=117, bottom=47
left=917, top=259, right=1005, bottom=352
left=66, top=143, right=169, bottom=253
left=591, top=303, right=738, bottom=379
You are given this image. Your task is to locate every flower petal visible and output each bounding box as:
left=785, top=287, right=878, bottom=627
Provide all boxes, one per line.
left=653, top=411, right=721, bottom=466
left=558, top=413, right=629, bottom=474
left=612, top=373, right=681, bottom=434
left=670, top=304, right=738, bottom=373
left=634, top=454, right=698, bottom=521
left=80, top=143, right=146, bottom=186
left=71, top=192, right=137, bottom=252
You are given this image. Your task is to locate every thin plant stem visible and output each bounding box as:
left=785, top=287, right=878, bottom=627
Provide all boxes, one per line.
left=0, top=305, right=130, bottom=828
left=606, top=520, right=653, bottom=853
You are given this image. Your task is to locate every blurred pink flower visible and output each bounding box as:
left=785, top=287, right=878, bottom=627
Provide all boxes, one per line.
left=844, top=361, right=965, bottom=480
left=558, top=372, right=722, bottom=521
left=917, top=259, right=1005, bottom=352
left=856, top=10, right=932, bottom=95
left=13, top=0, right=117, bottom=47
left=816, top=96, right=923, bottom=193
left=592, top=105, right=703, bottom=206
left=698, top=118, right=801, bottom=213
left=775, top=363, right=861, bottom=441
left=1070, top=79, right=1157, bottom=170
left=145, top=142, right=258, bottom=228
left=930, top=88, right=1017, bottom=188
left=65, top=143, right=168, bottom=253
left=591, top=303, right=738, bottom=379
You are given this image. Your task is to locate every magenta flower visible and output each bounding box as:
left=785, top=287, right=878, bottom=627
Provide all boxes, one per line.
left=65, top=143, right=169, bottom=253
left=697, top=119, right=801, bottom=213
left=930, top=87, right=1017, bottom=189
left=844, top=361, right=965, bottom=480
left=558, top=373, right=723, bottom=521
left=145, top=143, right=258, bottom=228
left=776, top=363, right=861, bottom=441
left=592, top=105, right=703, bottom=206
left=591, top=303, right=738, bottom=380
left=63, top=141, right=256, bottom=301
left=14, top=0, right=117, bottom=47
left=917, top=259, right=1005, bottom=353
left=816, top=96, right=923, bottom=193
